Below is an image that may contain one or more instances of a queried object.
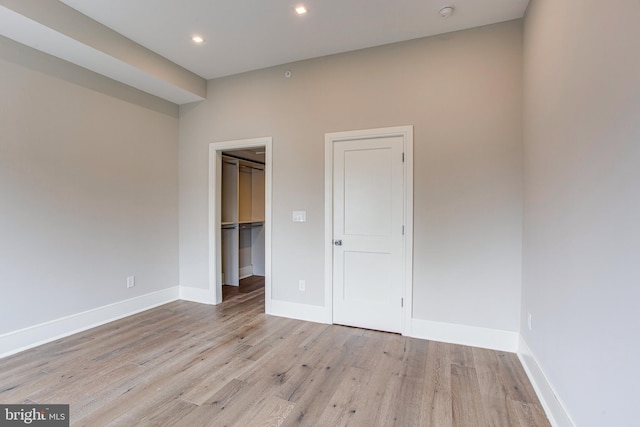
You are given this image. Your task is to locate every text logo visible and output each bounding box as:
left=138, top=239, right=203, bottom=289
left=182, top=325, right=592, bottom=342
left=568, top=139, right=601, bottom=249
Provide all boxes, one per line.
left=0, top=405, right=69, bottom=426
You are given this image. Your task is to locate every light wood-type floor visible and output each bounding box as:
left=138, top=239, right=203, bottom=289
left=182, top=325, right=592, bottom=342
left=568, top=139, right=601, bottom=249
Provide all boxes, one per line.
left=222, top=275, right=266, bottom=300
left=0, top=278, right=550, bottom=426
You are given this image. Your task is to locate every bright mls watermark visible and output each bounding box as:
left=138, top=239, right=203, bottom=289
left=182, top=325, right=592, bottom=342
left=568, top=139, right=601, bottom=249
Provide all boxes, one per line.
left=0, top=405, right=69, bottom=426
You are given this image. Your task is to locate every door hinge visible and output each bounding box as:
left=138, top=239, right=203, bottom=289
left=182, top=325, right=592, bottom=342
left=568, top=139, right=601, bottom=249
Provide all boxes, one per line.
left=401, top=298, right=404, bottom=307
left=402, top=152, right=405, bottom=162
left=402, top=225, right=405, bottom=235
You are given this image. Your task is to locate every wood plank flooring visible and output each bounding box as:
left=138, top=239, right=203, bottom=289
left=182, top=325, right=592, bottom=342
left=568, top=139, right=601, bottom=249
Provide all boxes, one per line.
left=0, top=280, right=550, bottom=426
left=222, top=275, right=266, bottom=300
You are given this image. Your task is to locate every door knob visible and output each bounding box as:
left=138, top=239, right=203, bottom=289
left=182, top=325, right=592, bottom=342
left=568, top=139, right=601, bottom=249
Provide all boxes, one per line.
left=334, top=239, right=343, bottom=246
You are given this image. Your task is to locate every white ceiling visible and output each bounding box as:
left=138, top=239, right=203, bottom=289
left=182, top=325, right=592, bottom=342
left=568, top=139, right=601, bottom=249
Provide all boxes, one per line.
left=59, top=0, right=529, bottom=80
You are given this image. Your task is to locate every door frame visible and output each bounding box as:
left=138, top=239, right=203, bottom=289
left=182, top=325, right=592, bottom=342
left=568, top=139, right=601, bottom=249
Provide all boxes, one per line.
left=209, top=137, right=272, bottom=310
left=324, top=126, right=413, bottom=334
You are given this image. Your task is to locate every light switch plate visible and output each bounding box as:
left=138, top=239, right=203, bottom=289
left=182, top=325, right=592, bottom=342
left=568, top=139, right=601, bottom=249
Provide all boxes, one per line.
left=292, top=210, right=306, bottom=222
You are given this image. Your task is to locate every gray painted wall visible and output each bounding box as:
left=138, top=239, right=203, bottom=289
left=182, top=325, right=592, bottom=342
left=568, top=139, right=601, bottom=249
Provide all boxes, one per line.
left=0, top=36, right=179, bottom=334
left=179, top=20, right=523, bottom=332
left=522, top=0, right=640, bottom=425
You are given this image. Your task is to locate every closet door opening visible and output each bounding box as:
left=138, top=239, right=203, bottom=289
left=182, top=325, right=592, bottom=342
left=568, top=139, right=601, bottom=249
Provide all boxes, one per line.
left=209, top=138, right=272, bottom=310
left=221, top=150, right=265, bottom=301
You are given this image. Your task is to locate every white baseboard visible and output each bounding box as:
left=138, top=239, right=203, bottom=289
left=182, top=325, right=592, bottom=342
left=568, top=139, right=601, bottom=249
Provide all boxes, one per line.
left=179, top=285, right=216, bottom=304
left=409, top=318, right=518, bottom=352
left=268, top=299, right=330, bottom=324
left=239, top=266, right=253, bottom=280
left=0, top=287, right=180, bottom=359
left=517, top=336, right=575, bottom=427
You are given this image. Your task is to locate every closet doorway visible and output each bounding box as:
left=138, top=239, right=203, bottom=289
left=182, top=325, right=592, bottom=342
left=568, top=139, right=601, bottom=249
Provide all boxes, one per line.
left=209, top=137, right=272, bottom=310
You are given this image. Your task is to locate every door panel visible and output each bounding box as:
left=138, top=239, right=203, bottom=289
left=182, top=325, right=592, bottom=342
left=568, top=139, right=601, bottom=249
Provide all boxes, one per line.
left=343, top=252, right=392, bottom=302
left=344, top=148, right=393, bottom=236
left=333, top=136, right=404, bottom=333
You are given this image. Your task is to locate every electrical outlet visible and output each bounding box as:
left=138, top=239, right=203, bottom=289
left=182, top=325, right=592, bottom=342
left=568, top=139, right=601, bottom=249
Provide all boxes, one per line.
left=527, top=312, right=532, bottom=331
left=127, top=276, right=135, bottom=288
left=298, top=279, right=305, bottom=291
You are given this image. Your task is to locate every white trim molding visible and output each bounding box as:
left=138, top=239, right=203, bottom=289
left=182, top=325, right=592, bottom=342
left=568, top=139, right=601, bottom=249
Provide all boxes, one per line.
left=239, top=266, right=253, bottom=280
left=0, top=287, right=179, bottom=359
left=410, top=317, right=519, bottom=352
left=179, top=285, right=216, bottom=304
left=208, top=137, right=273, bottom=310
left=518, top=336, right=576, bottom=427
left=268, top=300, right=330, bottom=325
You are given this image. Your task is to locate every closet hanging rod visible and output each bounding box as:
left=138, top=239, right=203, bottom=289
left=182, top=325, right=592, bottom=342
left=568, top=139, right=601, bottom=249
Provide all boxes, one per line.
left=239, top=223, right=263, bottom=229
left=221, top=153, right=265, bottom=166
left=239, top=164, right=263, bottom=172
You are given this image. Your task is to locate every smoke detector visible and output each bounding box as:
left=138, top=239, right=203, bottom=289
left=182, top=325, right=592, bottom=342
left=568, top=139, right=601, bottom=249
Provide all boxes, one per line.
left=439, top=6, right=455, bottom=18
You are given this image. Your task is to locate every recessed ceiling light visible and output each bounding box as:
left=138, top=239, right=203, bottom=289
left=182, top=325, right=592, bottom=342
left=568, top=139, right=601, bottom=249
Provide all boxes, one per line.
left=295, top=6, right=307, bottom=15
left=192, top=35, right=205, bottom=44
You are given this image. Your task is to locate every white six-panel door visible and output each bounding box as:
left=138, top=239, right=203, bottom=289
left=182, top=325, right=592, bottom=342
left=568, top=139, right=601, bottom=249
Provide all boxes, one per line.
left=331, top=134, right=405, bottom=333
